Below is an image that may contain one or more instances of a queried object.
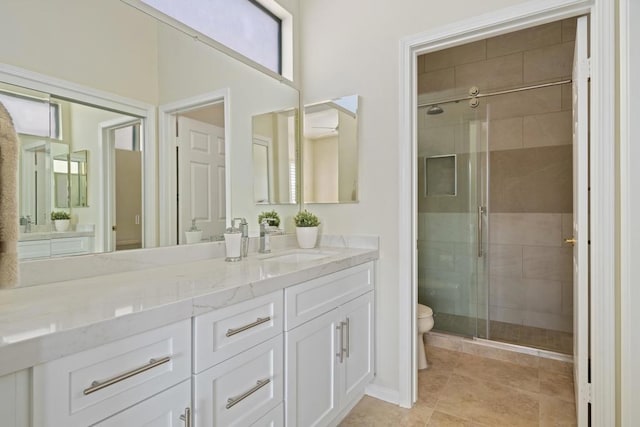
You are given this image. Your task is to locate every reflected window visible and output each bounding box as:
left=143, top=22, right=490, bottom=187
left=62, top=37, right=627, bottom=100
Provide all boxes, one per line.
left=139, top=0, right=282, bottom=74
left=0, top=91, right=60, bottom=138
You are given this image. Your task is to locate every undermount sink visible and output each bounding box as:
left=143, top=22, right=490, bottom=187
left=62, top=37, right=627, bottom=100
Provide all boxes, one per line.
left=262, top=250, right=337, bottom=263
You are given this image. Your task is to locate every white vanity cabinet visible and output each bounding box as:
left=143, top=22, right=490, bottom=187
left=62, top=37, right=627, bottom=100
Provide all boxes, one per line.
left=18, top=235, right=94, bottom=259
left=284, top=262, right=374, bottom=427
left=192, top=290, right=284, bottom=427
left=0, top=370, right=30, bottom=427
left=32, top=319, right=191, bottom=427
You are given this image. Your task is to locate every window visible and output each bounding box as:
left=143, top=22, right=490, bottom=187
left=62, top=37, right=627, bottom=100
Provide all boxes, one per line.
left=139, top=0, right=283, bottom=75
left=0, top=91, right=60, bottom=139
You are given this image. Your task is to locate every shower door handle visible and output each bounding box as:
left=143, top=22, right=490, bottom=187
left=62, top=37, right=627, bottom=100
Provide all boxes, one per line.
left=477, top=206, right=486, bottom=258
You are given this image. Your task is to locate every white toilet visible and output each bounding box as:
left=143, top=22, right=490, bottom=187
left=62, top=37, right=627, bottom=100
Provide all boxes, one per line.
left=417, top=304, right=434, bottom=370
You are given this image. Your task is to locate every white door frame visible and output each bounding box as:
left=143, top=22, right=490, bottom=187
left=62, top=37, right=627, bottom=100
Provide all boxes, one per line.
left=619, top=0, right=640, bottom=424
left=0, top=62, right=157, bottom=249
left=398, top=1, right=616, bottom=424
left=158, top=90, right=231, bottom=246
left=99, top=117, right=145, bottom=253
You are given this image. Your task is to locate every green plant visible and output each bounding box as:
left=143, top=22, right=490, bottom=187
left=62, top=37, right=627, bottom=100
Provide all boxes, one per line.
left=258, top=210, right=280, bottom=227
left=294, top=210, right=320, bottom=227
left=51, top=211, right=71, bottom=220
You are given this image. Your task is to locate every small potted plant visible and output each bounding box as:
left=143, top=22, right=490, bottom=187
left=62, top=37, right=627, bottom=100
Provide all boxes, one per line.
left=293, top=209, right=320, bottom=249
left=51, top=211, right=71, bottom=232
left=258, top=210, right=281, bottom=229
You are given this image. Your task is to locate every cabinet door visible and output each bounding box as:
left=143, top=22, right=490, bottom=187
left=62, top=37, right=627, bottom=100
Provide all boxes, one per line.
left=339, top=292, right=374, bottom=406
left=285, top=309, right=340, bottom=427
left=94, top=379, right=190, bottom=427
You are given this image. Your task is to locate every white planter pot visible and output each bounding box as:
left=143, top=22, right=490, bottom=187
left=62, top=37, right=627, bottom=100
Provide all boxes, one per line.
left=296, top=226, right=318, bottom=249
left=54, top=219, right=70, bottom=232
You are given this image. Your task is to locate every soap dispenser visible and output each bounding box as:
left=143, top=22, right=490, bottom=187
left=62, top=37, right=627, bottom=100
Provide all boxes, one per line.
left=224, top=220, right=242, bottom=262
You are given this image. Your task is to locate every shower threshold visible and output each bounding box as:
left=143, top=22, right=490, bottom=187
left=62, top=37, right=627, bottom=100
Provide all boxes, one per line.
left=433, top=312, right=572, bottom=355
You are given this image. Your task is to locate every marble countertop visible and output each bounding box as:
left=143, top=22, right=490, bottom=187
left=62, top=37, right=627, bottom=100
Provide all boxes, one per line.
left=0, top=244, right=378, bottom=376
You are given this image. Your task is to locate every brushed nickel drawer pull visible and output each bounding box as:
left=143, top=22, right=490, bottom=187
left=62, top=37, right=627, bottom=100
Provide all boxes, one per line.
left=83, top=356, right=171, bottom=395
left=226, top=316, right=271, bottom=337
left=225, top=378, right=271, bottom=409
left=179, top=407, right=191, bottom=427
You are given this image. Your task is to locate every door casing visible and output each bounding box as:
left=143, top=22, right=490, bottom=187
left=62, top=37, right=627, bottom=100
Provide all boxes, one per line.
left=397, top=2, right=616, bottom=425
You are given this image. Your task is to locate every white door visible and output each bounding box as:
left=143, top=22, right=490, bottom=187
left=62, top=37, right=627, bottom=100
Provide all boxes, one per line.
left=285, top=309, right=340, bottom=427
left=177, top=116, right=226, bottom=243
left=340, top=292, right=374, bottom=406
left=93, top=380, right=190, bottom=427
left=571, top=15, right=589, bottom=426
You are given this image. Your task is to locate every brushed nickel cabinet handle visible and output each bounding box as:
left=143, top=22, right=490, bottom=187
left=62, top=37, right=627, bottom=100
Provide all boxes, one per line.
left=179, top=407, right=191, bottom=427
left=345, top=317, right=350, bottom=358
left=225, top=378, right=271, bottom=409
left=226, top=316, right=271, bottom=337
left=336, top=323, right=344, bottom=363
left=83, top=356, right=171, bottom=395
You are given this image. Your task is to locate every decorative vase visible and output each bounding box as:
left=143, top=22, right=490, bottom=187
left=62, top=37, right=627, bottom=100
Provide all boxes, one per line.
left=54, top=219, right=70, bottom=232
left=296, top=226, right=318, bottom=249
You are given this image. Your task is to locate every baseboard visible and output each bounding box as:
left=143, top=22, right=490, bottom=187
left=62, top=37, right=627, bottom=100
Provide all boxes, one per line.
left=365, top=383, right=399, bottom=405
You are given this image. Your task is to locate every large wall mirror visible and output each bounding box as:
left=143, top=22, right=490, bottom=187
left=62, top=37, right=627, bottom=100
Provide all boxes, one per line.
left=303, top=95, right=359, bottom=203
left=0, top=0, right=300, bottom=261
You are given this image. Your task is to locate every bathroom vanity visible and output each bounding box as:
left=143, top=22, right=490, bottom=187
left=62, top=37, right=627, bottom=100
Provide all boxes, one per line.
left=0, top=240, right=377, bottom=427
left=17, top=231, right=95, bottom=260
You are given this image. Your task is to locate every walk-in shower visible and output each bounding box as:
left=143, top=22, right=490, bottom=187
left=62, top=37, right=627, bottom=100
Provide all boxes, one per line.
left=416, top=19, right=577, bottom=354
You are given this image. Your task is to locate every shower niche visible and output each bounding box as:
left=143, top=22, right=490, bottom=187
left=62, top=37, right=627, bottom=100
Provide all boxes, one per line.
left=424, top=154, right=457, bottom=197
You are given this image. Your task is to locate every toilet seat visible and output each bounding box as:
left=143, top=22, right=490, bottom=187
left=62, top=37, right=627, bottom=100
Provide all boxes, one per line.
left=417, top=304, right=433, bottom=318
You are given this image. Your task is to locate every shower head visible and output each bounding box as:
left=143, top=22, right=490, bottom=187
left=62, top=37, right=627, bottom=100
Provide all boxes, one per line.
left=427, top=104, right=444, bottom=115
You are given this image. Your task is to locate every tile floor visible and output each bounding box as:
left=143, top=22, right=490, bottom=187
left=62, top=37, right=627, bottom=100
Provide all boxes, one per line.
left=340, top=345, right=576, bottom=426
left=434, top=312, right=573, bottom=355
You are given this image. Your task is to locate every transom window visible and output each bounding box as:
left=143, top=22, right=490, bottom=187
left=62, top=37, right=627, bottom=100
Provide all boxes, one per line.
left=0, top=91, right=60, bottom=139
left=139, top=0, right=282, bottom=75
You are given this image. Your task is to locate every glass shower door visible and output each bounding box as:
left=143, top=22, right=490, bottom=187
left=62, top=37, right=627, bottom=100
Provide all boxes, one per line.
left=417, top=102, right=489, bottom=338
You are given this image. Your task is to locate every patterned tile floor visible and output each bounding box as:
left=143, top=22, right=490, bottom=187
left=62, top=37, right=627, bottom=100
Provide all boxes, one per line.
left=340, top=345, right=576, bottom=426
left=433, top=313, right=573, bottom=355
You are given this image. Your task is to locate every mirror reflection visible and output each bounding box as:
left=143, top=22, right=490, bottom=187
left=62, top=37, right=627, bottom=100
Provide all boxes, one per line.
left=303, top=95, right=359, bottom=203
left=252, top=108, right=298, bottom=205
left=1, top=0, right=301, bottom=261
left=54, top=150, right=88, bottom=209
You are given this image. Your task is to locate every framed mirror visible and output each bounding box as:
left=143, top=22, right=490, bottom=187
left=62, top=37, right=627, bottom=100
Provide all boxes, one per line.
left=54, top=150, right=88, bottom=208
left=303, top=95, right=359, bottom=203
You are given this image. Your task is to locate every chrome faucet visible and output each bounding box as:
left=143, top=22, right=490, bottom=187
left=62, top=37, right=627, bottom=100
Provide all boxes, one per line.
left=259, top=219, right=276, bottom=254
left=233, top=217, right=249, bottom=257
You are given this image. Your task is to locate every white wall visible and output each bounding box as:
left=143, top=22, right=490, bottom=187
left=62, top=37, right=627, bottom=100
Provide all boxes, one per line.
left=300, top=0, right=530, bottom=396
left=0, top=0, right=159, bottom=104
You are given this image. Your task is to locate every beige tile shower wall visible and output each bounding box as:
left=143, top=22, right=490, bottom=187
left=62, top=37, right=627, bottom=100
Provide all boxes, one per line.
left=489, top=213, right=573, bottom=332
left=417, top=19, right=576, bottom=96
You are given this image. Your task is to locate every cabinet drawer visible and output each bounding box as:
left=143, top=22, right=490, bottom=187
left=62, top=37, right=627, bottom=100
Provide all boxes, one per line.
left=284, top=262, right=373, bottom=330
left=194, top=334, right=283, bottom=427
left=250, top=402, right=283, bottom=427
left=94, top=379, right=190, bottom=427
left=33, top=320, right=191, bottom=427
left=51, top=237, right=93, bottom=256
left=194, top=290, right=283, bottom=373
